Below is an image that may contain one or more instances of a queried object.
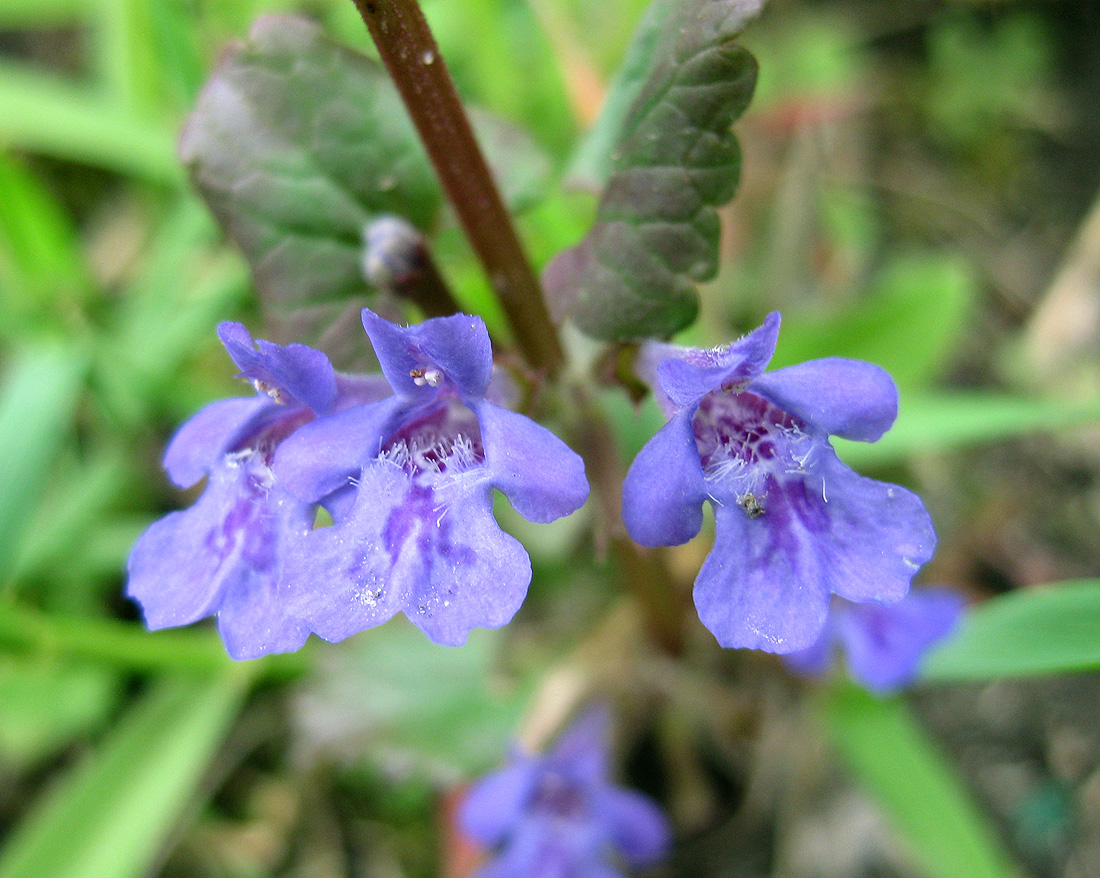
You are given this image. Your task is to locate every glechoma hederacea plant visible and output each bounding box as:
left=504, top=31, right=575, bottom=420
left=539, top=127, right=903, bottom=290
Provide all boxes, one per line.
left=122, top=0, right=958, bottom=869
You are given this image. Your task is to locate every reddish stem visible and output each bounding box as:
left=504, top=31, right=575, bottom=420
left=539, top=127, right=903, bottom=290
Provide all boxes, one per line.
left=349, top=0, right=565, bottom=376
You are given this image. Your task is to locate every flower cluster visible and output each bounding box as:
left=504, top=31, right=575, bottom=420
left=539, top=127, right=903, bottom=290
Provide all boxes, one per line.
left=622, top=313, right=937, bottom=654
left=784, top=589, right=966, bottom=694
left=128, top=308, right=938, bottom=664
left=126, top=310, right=589, bottom=656
left=460, top=709, right=669, bottom=878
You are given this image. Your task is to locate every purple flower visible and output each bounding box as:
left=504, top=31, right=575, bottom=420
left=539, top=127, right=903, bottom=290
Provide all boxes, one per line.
left=622, top=313, right=937, bottom=654
left=126, top=323, right=358, bottom=659
left=784, top=588, right=966, bottom=694
left=460, top=709, right=670, bottom=878
left=273, top=309, right=589, bottom=647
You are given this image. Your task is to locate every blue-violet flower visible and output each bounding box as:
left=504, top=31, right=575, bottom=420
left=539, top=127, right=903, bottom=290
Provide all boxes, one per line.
left=273, top=308, right=589, bottom=647
left=460, top=709, right=670, bottom=878
left=784, top=588, right=965, bottom=694
left=126, top=323, right=357, bottom=659
left=622, top=313, right=937, bottom=653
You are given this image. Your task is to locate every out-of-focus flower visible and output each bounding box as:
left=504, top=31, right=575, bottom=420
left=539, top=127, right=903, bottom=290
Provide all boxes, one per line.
left=126, top=323, right=352, bottom=659
left=274, top=308, right=589, bottom=646
left=622, top=313, right=937, bottom=654
left=784, top=588, right=966, bottom=694
left=460, top=709, right=670, bottom=878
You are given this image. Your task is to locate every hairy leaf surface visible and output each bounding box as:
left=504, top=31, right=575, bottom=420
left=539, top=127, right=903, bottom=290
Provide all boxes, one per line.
left=182, top=15, right=548, bottom=317
left=545, top=0, right=762, bottom=341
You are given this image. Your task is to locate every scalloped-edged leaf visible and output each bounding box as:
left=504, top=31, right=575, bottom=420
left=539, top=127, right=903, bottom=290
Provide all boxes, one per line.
left=181, top=15, right=440, bottom=310
left=544, top=0, right=762, bottom=341
left=182, top=15, right=550, bottom=317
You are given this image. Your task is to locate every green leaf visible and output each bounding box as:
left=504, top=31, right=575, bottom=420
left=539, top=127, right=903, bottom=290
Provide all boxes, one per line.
left=0, top=658, right=119, bottom=767
left=0, top=61, right=180, bottom=185
left=0, top=347, right=86, bottom=585
left=566, top=0, right=679, bottom=190
left=182, top=14, right=548, bottom=316
left=543, top=0, right=762, bottom=341
left=0, top=155, right=88, bottom=338
left=297, top=620, right=529, bottom=778
left=823, top=683, right=1020, bottom=878
left=0, top=673, right=247, bottom=878
left=922, top=580, right=1100, bottom=681
left=772, top=253, right=976, bottom=390
left=835, top=392, right=1100, bottom=468
left=0, top=603, right=306, bottom=678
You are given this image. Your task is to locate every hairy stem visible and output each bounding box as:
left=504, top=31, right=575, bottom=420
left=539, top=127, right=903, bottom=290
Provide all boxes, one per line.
left=349, top=0, right=564, bottom=376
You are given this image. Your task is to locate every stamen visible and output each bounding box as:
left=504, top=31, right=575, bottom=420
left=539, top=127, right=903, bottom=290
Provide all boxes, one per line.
left=410, top=367, right=443, bottom=387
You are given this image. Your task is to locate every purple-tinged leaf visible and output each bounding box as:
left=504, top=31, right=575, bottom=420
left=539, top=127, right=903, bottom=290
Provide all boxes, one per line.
left=545, top=0, right=763, bottom=341
left=180, top=16, right=439, bottom=311
left=181, top=15, right=550, bottom=332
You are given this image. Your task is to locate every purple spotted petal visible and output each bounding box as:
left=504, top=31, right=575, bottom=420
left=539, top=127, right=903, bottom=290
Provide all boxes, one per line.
left=404, top=484, right=532, bottom=646
left=594, top=787, right=671, bottom=866
left=362, top=308, right=493, bottom=400
left=653, top=312, right=780, bottom=408
left=622, top=412, right=708, bottom=547
left=273, top=397, right=402, bottom=502
left=477, top=402, right=588, bottom=523
left=127, top=454, right=310, bottom=641
left=217, top=321, right=337, bottom=414
left=282, top=460, right=531, bottom=646
left=162, top=396, right=271, bottom=488
left=840, top=589, right=965, bottom=693
left=749, top=358, right=898, bottom=442
left=815, top=452, right=937, bottom=605
left=461, top=757, right=539, bottom=847
left=216, top=565, right=312, bottom=660
left=694, top=498, right=832, bottom=652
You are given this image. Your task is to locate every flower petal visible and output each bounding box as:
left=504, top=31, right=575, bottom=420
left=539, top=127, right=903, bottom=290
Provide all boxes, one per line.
left=282, top=460, right=531, bottom=646
left=279, top=463, right=410, bottom=643
left=840, top=589, right=965, bottom=693
left=594, top=787, right=671, bottom=867
left=694, top=496, right=831, bottom=652
left=477, top=402, right=588, bottom=524
left=653, top=312, right=780, bottom=408
left=815, top=452, right=937, bottom=604
left=749, top=358, right=898, bottom=442
left=549, top=707, right=610, bottom=784
left=127, top=457, right=276, bottom=630
left=362, top=308, right=493, bottom=400
left=622, top=413, right=708, bottom=547
left=273, top=397, right=401, bottom=502
left=405, top=483, right=532, bottom=646
left=163, top=396, right=271, bottom=488
left=218, top=321, right=337, bottom=414
left=460, top=757, right=539, bottom=847
left=216, top=567, right=312, bottom=660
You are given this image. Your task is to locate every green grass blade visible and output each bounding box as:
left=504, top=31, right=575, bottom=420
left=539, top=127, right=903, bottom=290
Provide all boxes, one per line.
left=836, top=392, right=1100, bottom=467
left=823, top=683, right=1021, bottom=878
left=922, top=579, right=1100, bottom=681
left=0, top=673, right=248, bottom=878
left=0, top=346, right=86, bottom=584
left=0, top=62, right=181, bottom=185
